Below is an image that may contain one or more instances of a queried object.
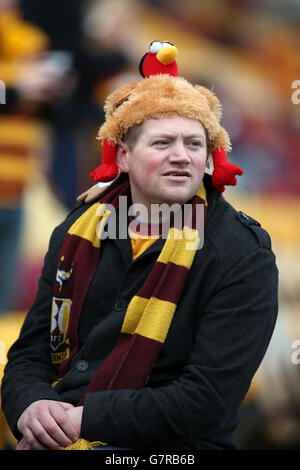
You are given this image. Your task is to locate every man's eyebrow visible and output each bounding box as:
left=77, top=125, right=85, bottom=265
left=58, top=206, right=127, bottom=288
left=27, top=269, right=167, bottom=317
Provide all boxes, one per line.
left=149, top=132, right=206, bottom=140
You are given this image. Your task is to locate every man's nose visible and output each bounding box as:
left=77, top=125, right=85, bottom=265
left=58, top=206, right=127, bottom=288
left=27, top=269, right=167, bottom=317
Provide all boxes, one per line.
left=169, top=141, right=190, bottom=163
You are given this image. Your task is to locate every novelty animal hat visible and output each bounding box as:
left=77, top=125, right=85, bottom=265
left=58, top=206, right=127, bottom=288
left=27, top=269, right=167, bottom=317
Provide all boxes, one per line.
left=90, top=40, right=243, bottom=192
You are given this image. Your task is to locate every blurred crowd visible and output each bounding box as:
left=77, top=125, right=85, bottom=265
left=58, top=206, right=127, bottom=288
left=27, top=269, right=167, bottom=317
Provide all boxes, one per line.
left=0, top=0, right=299, bottom=450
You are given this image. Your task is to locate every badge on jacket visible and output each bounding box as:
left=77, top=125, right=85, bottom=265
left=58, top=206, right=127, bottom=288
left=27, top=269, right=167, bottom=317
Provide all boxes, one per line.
left=56, top=256, right=73, bottom=292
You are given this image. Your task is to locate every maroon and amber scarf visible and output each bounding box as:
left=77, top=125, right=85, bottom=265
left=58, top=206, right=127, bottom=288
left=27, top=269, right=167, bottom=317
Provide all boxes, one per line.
left=50, top=178, right=207, bottom=449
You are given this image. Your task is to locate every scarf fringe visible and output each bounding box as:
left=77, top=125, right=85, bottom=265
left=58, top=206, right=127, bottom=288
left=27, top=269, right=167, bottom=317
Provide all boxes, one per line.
left=63, top=438, right=107, bottom=450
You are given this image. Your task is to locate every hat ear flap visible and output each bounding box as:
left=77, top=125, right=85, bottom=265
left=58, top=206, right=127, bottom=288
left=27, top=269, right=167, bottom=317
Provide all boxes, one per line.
left=193, top=85, right=222, bottom=121
left=91, top=81, right=140, bottom=183
left=213, top=127, right=231, bottom=152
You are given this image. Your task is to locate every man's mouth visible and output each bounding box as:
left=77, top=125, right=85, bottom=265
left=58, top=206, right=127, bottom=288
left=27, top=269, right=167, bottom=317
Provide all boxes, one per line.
left=163, top=170, right=191, bottom=180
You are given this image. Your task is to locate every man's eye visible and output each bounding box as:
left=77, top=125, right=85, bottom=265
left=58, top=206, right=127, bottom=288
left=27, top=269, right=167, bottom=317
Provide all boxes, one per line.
left=189, top=141, right=202, bottom=147
left=154, top=140, right=168, bottom=146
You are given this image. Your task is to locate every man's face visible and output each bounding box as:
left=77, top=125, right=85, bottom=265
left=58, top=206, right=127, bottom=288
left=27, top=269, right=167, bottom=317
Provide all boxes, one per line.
left=116, top=116, right=208, bottom=211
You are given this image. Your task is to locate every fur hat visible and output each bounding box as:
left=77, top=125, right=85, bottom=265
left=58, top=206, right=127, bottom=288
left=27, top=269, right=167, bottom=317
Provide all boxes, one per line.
left=90, top=41, right=242, bottom=192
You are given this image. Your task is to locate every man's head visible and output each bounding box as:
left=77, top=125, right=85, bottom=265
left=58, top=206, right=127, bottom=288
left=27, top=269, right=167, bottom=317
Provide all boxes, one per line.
left=90, top=54, right=243, bottom=194
left=94, top=73, right=232, bottom=207
left=116, top=115, right=208, bottom=209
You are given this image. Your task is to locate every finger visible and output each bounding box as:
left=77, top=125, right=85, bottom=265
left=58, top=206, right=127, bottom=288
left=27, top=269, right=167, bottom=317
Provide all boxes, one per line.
left=37, top=413, right=74, bottom=448
left=23, top=427, right=49, bottom=450
left=49, top=405, right=79, bottom=443
left=59, top=402, right=74, bottom=411
left=16, top=438, right=25, bottom=450
left=30, top=417, right=69, bottom=449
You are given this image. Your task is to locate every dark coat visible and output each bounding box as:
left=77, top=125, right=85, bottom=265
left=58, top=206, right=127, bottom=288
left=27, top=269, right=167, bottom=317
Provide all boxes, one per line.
left=1, top=176, right=278, bottom=449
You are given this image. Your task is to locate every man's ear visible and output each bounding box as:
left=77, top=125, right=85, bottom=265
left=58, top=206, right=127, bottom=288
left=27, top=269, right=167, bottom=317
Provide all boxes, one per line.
left=116, top=142, right=130, bottom=173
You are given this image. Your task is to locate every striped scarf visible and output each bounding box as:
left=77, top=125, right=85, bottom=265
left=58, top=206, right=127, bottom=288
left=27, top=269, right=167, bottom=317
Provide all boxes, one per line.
left=50, top=177, right=207, bottom=449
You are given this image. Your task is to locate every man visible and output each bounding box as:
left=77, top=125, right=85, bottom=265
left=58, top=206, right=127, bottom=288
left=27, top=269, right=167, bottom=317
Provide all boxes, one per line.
left=1, top=43, right=278, bottom=450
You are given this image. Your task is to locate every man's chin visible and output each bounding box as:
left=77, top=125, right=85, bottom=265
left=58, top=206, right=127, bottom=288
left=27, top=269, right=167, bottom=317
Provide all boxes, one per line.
left=160, top=191, right=195, bottom=207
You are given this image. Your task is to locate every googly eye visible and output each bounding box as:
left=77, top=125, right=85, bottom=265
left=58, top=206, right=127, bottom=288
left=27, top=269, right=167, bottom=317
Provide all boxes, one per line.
left=161, top=41, right=174, bottom=48
left=149, top=41, right=162, bottom=54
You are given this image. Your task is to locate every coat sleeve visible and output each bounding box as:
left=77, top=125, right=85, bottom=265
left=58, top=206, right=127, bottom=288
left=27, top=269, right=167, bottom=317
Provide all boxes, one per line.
left=1, top=226, right=63, bottom=440
left=80, top=247, right=278, bottom=449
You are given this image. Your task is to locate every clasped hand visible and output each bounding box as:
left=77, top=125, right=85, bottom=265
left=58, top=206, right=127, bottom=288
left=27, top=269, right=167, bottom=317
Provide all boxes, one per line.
left=16, top=400, right=83, bottom=450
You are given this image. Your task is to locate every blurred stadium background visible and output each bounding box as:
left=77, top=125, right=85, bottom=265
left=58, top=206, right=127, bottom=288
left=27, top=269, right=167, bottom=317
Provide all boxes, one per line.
left=0, top=0, right=300, bottom=450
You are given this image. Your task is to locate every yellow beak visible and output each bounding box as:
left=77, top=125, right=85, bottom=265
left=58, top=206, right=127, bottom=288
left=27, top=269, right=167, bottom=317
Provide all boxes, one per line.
left=157, top=45, right=178, bottom=65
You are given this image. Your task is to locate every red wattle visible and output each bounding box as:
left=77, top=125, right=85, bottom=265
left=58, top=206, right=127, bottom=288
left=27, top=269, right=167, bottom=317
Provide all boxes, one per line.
left=90, top=140, right=119, bottom=183
left=211, top=148, right=243, bottom=192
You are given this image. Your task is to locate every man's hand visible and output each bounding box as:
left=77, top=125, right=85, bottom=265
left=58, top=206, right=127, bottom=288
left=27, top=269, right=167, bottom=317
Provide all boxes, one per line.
left=66, top=406, right=83, bottom=436
left=16, top=400, right=80, bottom=450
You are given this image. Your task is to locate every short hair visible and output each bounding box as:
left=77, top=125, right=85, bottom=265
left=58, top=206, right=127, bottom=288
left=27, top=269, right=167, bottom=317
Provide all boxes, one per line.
left=122, top=123, right=144, bottom=150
